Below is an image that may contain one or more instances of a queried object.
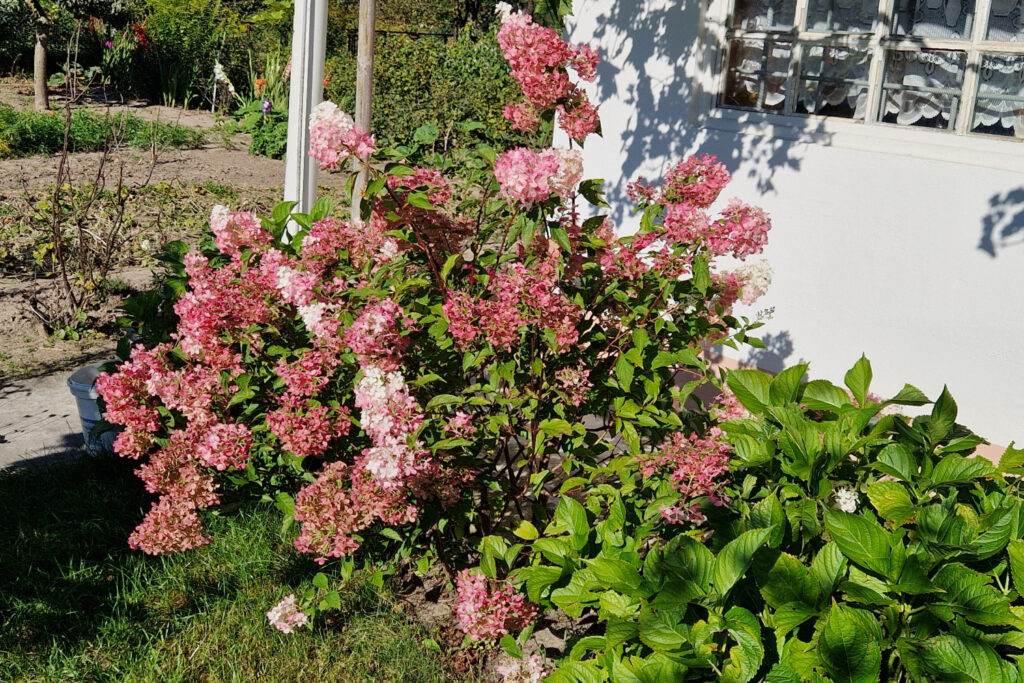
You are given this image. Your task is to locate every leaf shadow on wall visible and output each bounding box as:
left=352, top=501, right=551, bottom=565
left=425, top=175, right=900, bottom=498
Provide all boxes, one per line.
left=979, top=187, right=1024, bottom=257
left=705, top=329, right=804, bottom=374
left=578, top=1, right=831, bottom=225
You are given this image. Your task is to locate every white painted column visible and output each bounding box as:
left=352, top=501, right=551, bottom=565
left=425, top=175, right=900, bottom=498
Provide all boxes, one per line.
left=284, top=0, right=329, bottom=233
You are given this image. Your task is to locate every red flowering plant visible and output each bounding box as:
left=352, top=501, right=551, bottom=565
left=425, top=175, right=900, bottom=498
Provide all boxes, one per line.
left=96, top=3, right=781, bottom=677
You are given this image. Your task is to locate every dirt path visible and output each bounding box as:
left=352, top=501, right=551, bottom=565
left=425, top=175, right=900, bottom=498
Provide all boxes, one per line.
left=1, top=84, right=350, bottom=382
left=0, top=144, right=347, bottom=194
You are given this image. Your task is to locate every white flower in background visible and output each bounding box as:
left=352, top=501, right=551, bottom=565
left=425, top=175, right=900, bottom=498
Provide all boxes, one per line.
left=213, top=60, right=237, bottom=97
left=140, top=238, right=151, bottom=251
left=495, top=1, right=514, bottom=22
left=377, top=238, right=400, bottom=263
left=833, top=486, right=859, bottom=513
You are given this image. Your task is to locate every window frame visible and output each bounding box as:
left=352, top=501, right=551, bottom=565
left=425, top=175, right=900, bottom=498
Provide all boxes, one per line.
left=695, top=0, right=1024, bottom=171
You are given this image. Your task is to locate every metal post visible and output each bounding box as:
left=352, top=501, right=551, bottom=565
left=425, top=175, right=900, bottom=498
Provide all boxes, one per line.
left=284, top=0, right=328, bottom=235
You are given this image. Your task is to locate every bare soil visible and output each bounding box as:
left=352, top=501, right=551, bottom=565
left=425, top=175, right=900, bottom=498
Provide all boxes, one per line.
left=0, top=81, right=346, bottom=381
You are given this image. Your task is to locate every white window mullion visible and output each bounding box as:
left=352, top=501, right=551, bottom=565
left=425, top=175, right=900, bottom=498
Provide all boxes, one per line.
left=786, top=0, right=812, bottom=114
left=956, top=0, right=994, bottom=133
left=863, top=0, right=898, bottom=123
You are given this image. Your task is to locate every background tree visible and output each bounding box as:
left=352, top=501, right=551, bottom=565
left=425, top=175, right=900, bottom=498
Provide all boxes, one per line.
left=22, top=0, right=50, bottom=110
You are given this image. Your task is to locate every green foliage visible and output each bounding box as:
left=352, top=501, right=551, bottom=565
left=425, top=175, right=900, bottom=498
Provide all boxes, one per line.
left=499, top=356, right=1024, bottom=679
left=0, top=105, right=204, bottom=159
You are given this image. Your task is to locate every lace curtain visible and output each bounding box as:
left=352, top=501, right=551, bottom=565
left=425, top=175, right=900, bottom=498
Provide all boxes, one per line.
left=727, top=0, right=1024, bottom=136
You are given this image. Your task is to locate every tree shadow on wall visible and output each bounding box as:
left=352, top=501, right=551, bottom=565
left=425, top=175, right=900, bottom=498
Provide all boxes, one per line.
left=979, top=188, right=1024, bottom=257
left=574, top=1, right=831, bottom=224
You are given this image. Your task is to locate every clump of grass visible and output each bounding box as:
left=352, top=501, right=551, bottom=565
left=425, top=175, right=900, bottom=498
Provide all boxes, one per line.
left=0, top=105, right=205, bottom=159
left=0, top=454, right=464, bottom=681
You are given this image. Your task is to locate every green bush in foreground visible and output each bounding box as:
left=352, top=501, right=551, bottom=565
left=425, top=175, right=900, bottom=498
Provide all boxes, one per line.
left=498, top=357, right=1024, bottom=681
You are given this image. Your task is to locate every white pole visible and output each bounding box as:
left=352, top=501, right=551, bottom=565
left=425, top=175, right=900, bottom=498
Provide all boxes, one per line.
left=284, top=0, right=328, bottom=236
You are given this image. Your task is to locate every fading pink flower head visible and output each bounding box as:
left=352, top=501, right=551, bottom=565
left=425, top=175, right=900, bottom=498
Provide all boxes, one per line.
left=494, top=147, right=560, bottom=204
left=196, top=421, right=253, bottom=471
left=209, top=205, right=269, bottom=259
left=494, top=146, right=583, bottom=205
left=455, top=569, right=537, bottom=641
left=128, top=496, right=210, bottom=555
left=661, top=155, right=731, bottom=208
left=640, top=428, right=731, bottom=525
left=496, top=653, right=551, bottom=683
left=548, top=147, right=584, bottom=199
left=344, top=298, right=410, bottom=371
left=266, top=594, right=309, bottom=634
left=308, top=101, right=375, bottom=171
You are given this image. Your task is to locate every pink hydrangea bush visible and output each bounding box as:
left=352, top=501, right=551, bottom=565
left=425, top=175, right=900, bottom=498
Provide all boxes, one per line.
left=98, top=5, right=776, bottom=669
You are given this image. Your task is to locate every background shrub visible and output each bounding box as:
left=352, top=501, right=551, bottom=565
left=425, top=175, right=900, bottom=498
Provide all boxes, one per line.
left=320, top=25, right=541, bottom=153
left=0, top=105, right=204, bottom=158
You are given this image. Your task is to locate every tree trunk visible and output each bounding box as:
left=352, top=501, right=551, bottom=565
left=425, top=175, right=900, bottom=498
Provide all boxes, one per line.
left=352, top=0, right=376, bottom=217
left=33, top=18, right=49, bottom=111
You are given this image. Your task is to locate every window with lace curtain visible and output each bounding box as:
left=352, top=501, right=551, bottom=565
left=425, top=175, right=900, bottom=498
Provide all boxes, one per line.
left=721, top=0, right=1024, bottom=138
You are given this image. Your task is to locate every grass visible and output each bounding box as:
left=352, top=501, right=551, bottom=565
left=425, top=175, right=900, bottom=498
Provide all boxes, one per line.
left=0, top=105, right=205, bottom=159
left=0, top=453, right=466, bottom=681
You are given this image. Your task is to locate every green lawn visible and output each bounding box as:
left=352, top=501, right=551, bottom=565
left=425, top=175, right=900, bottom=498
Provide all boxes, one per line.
left=0, top=454, right=467, bottom=682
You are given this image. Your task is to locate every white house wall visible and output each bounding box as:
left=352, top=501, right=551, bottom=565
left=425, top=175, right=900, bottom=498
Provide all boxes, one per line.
left=566, top=0, right=1024, bottom=446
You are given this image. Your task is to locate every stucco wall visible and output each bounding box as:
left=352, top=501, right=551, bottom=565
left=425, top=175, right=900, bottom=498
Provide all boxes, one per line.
left=565, top=0, right=1024, bottom=446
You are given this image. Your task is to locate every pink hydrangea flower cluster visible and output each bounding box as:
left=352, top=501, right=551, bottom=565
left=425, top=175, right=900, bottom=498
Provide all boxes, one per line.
left=127, top=497, right=210, bottom=555
left=497, top=10, right=600, bottom=140
left=556, top=367, right=592, bottom=407
left=301, top=215, right=397, bottom=272
left=387, top=166, right=452, bottom=206
left=97, top=340, right=263, bottom=554
left=353, top=365, right=429, bottom=487
left=266, top=594, right=309, bottom=634
left=195, top=422, right=253, bottom=471
left=209, top=205, right=269, bottom=260
left=344, top=298, right=411, bottom=372
left=716, top=199, right=772, bottom=261
left=713, top=389, right=750, bottom=422
left=639, top=428, right=732, bottom=525
left=95, top=346, right=162, bottom=457
left=308, top=101, right=375, bottom=171
left=454, top=569, right=537, bottom=641
left=444, top=411, right=476, bottom=439
left=494, top=147, right=583, bottom=204
left=443, top=248, right=581, bottom=353
left=292, top=461, right=418, bottom=562
left=266, top=401, right=350, bottom=458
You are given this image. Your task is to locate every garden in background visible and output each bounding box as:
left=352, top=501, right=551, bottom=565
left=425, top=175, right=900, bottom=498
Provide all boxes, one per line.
left=3, top=1, right=1024, bottom=682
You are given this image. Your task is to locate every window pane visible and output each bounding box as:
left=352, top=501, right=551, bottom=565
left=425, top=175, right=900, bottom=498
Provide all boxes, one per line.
left=881, top=50, right=966, bottom=129
left=986, top=0, right=1024, bottom=42
left=972, top=54, right=1024, bottom=138
left=722, top=39, right=792, bottom=111
left=733, top=0, right=797, bottom=29
left=805, top=0, right=877, bottom=33
left=797, top=46, right=872, bottom=119
left=892, top=0, right=975, bottom=39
